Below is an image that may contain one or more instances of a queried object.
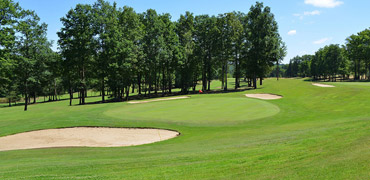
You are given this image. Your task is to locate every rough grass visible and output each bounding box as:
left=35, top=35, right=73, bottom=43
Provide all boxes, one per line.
left=0, top=78, right=369, bottom=179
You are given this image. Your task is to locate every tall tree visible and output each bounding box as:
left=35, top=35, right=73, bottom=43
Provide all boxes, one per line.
left=176, top=11, right=195, bottom=93
left=194, top=15, right=218, bottom=91
left=245, top=2, right=281, bottom=88
left=58, top=4, right=96, bottom=105
left=15, top=10, right=49, bottom=111
left=92, top=0, right=117, bottom=102
left=159, top=13, right=180, bottom=95
left=118, top=6, right=143, bottom=100
left=0, top=0, right=22, bottom=106
left=142, top=9, right=164, bottom=95
left=275, top=40, right=287, bottom=80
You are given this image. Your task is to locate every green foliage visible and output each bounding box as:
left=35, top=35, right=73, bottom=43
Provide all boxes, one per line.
left=345, top=29, right=370, bottom=80
left=0, top=0, right=21, bottom=100
left=287, top=55, right=313, bottom=77
left=0, top=0, right=53, bottom=110
left=285, top=27, right=370, bottom=81
left=245, top=2, right=284, bottom=88
left=58, top=4, right=96, bottom=104
left=310, top=45, right=347, bottom=81
left=4, top=0, right=287, bottom=110
left=176, top=11, right=196, bottom=93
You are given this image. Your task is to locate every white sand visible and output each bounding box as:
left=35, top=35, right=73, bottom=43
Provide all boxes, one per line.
left=245, top=93, right=283, bottom=100
left=0, top=127, right=179, bottom=151
left=312, top=83, right=335, bottom=87
left=128, top=96, right=190, bottom=104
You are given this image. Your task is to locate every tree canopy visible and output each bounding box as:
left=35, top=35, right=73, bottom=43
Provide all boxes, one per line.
left=1, top=1, right=286, bottom=110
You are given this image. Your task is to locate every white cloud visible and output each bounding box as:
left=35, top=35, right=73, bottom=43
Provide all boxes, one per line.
left=288, top=30, right=297, bottom=35
left=294, top=10, right=320, bottom=19
left=313, top=37, right=331, bottom=44
left=304, top=0, right=344, bottom=8
left=304, top=10, right=321, bottom=16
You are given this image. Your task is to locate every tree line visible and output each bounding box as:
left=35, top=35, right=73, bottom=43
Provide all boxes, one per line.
left=285, top=28, right=370, bottom=81
left=0, top=0, right=286, bottom=111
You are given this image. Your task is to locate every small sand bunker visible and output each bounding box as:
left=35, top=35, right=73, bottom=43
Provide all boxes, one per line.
left=0, top=127, right=179, bottom=151
left=128, top=96, right=190, bottom=104
left=245, top=93, right=283, bottom=100
left=312, top=83, right=335, bottom=87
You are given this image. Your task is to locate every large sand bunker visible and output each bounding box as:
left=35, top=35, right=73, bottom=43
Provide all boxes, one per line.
left=0, top=127, right=179, bottom=151
left=128, top=96, right=190, bottom=104
left=245, top=93, right=283, bottom=100
left=312, top=83, right=335, bottom=87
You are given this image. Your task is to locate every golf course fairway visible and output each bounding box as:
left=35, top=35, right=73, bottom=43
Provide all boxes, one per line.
left=0, top=78, right=369, bottom=179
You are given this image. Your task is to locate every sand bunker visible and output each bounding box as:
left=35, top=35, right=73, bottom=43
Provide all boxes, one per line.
left=128, top=96, right=190, bottom=104
left=245, top=93, right=283, bottom=100
left=312, top=83, right=335, bottom=87
left=0, top=127, right=179, bottom=151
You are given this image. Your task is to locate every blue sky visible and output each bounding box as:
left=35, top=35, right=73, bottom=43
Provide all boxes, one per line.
left=15, top=0, right=370, bottom=63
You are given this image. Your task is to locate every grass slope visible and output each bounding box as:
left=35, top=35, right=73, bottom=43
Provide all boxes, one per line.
left=0, top=78, right=369, bottom=179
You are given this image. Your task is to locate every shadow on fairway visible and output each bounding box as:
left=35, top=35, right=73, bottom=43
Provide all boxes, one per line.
left=1, top=86, right=260, bottom=108
left=80, top=86, right=258, bottom=106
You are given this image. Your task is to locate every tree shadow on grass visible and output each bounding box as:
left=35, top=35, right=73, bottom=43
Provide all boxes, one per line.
left=0, top=95, right=102, bottom=109
left=1, top=87, right=260, bottom=108
left=80, top=87, right=258, bottom=106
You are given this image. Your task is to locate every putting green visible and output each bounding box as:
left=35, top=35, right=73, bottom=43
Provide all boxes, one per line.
left=105, top=96, right=280, bottom=126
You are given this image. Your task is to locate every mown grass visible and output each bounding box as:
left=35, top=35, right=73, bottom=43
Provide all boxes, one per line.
left=0, top=78, right=369, bottom=179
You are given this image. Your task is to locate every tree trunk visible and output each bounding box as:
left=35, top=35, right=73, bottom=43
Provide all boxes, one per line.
left=253, top=77, right=257, bottom=89
left=234, top=49, right=239, bottom=90
left=235, top=58, right=239, bottom=90
left=24, top=82, right=28, bottom=111
left=8, top=98, right=11, bottom=107
left=162, top=67, right=165, bottom=97
left=82, top=89, right=86, bottom=104
left=121, top=88, right=125, bottom=101
left=81, top=64, right=86, bottom=104
left=207, top=54, right=212, bottom=91
left=354, top=61, right=358, bottom=80
left=277, top=61, right=280, bottom=81
left=33, top=92, right=36, bottom=104
left=356, top=60, right=361, bottom=80
left=168, top=73, right=172, bottom=94
left=148, top=80, right=151, bottom=96
left=167, top=65, right=172, bottom=94
left=79, top=91, right=82, bottom=105
left=126, top=86, right=130, bottom=101
left=102, top=78, right=105, bottom=102
left=260, top=78, right=263, bottom=86
left=69, top=88, right=73, bottom=106
left=54, top=80, right=57, bottom=101
left=154, top=70, right=158, bottom=95
left=202, top=56, right=207, bottom=91
left=208, top=80, right=211, bottom=91
left=221, top=65, right=225, bottom=90
left=24, top=93, right=28, bottom=111
left=138, top=74, right=142, bottom=95
left=224, top=61, right=228, bottom=91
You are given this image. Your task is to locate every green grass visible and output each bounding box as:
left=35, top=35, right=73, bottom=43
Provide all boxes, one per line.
left=0, top=78, right=369, bottom=179
left=105, top=96, right=279, bottom=126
